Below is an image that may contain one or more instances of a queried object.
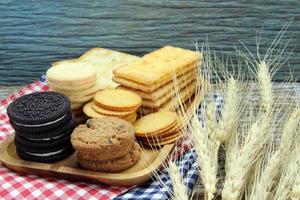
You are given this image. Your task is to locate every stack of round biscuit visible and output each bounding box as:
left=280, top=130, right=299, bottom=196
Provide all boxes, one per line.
left=83, top=88, right=141, bottom=124
left=134, top=111, right=183, bottom=147
left=7, top=92, right=76, bottom=163
left=46, top=61, right=99, bottom=124
left=71, top=117, right=141, bottom=172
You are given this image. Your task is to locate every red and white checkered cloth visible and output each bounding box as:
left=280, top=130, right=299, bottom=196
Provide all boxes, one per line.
left=0, top=81, right=130, bottom=200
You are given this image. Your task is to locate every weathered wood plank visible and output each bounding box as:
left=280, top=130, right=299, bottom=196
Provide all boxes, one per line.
left=0, top=0, right=299, bottom=85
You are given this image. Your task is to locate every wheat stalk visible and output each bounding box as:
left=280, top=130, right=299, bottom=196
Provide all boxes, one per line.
left=273, top=143, right=300, bottom=200
left=248, top=108, right=300, bottom=200
left=291, top=170, right=300, bottom=200
left=216, top=76, right=239, bottom=143
left=222, top=113, right=271, bottom=200
left=190, top=116, right=219, bottom=200
left=168, top=160, right=189, bottom=200
left=278, top=108, right=300, bottom=151
left=290, top=136, right=300, bottom=200
left=248, top=151, right=282, bottom=200
left=190, top=44, right=241, bottom=200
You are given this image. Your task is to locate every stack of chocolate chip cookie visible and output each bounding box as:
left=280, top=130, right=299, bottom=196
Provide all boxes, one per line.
left=113, top=46, right=201, bottom=114
left=7, top=92, right=76, bottom=163
left=134, top=111, right=183, bottom=147
left=83, top=88, right=141, bottom=124
left=46, top=61, right=99, bottom=124
left=71, top=118, right=141, bottom=172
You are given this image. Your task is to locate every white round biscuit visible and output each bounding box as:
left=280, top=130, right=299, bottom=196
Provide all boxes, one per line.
left=46, top=61, right=97, bottom=84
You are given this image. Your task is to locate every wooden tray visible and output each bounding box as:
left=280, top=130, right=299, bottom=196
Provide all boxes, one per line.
left=0, top=134, right=174, bottom=186
left=0, top=89, right=203, bottom=186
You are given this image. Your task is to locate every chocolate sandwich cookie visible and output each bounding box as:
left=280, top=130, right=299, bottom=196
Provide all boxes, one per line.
left=16, top=147, right=74, bottom=163
left=14, top=132, right=72, bottom=150
left=7, top=91, right=71, bottom=126
left=15, top=114, right=76, bottom=139
left=10, top=111, right=73, bottom=133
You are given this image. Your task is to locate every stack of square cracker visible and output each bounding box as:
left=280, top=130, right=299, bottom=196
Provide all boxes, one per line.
left=48, top=48, right=139, bottom=124
left=113, top=46, right=201, bottom=114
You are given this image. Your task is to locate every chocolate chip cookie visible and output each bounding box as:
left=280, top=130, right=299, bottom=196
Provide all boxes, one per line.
left=77, top=142, right=141, bottom=172
left=71, top=117, right=135, bottom=161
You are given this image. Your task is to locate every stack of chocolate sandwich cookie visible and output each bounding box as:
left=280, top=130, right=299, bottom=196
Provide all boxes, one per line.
left=113, top=46, right=201, bottom=114
left=46, top=61, right=98, bottom=124
left=71, top=117, right=141, bottom=172
left=83, top=88, right=141, bottom=124
left=7, top=91, right=76, bottom=163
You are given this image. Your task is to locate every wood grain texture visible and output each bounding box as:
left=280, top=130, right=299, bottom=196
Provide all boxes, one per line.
left=0, top=134, right=175, bottom=186
left=0, top=0, right=299, bottom=85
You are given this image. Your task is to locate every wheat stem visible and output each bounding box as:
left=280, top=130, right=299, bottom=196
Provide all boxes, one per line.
left=273, top=144, right=300, bottom=200
left=278, top=109, right=300, bottom=151
left=190, top=116, right=219, bottom=200
left=291, top=172, right=300, bottom=200
left=168, top=161, right=189, bottom=200
left=248, top=108, right=300, bottom=200
left=222, top=114, right=271, bottom=200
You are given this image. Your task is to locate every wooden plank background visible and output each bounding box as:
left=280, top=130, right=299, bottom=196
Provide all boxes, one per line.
left=0, top=0, right=299, bottom=85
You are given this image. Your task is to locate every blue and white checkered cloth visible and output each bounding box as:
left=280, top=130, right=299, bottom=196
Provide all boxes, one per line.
left=115, top=148, right=198, bottom=200
left=40, top=75, right=46, bottom=82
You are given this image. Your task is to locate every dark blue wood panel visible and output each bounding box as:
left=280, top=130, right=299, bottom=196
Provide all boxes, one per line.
left=0, top=0, right=299, bottom=85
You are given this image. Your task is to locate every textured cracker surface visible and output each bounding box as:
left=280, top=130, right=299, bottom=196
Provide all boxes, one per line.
left=92, top=102, right=134, bottom=116
left=94, top=89, right=142, bottom=111
left=134, top=111, right=177, bottom=135
left=118, top=70, right=196, bottom=101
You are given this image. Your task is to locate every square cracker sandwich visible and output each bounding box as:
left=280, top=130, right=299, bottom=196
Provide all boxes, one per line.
left=113, top=45, right=201, bottom=92
left=113, top=45, right=202, bottom=112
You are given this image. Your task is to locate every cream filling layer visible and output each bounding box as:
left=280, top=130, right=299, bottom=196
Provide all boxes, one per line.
left=14, top=114, right=67, bottom=127
left=27, top=134, right=65, bottom=141
left=26, top=148, right=65, bottom=157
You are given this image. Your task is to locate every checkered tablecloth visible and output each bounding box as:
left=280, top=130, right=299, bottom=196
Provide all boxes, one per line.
left=0, top=80, right=199, bottom=200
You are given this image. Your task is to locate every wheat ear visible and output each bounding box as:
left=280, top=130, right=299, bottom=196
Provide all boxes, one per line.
left=222, top=113, right=271, bottom=200
left=190, top=116, right=219, bottom=200
left=278, top=109, right=300, bottom=151
left=168, top=161, right=189, bottom=200
left=291, top=169, right=300, bottom=200
left=216, top=76, right=238, bottom=143
left=273, top=143, right=300, bottom=200
left=257, top=61, right=273, bottom=113
left=206, top=101, right=218, bottom=140
left=248, top=108, right=300, bottom=200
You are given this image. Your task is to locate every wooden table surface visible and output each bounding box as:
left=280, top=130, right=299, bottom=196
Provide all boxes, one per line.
left=0, top=0, right=299, bottom=85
